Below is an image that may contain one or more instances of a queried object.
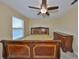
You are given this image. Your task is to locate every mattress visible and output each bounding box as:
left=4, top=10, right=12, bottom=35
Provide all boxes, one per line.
left=23, top=35, right=52, bottom=41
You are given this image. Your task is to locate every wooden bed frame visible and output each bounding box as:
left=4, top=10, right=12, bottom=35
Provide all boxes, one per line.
left=0, top=27, right=61, bottom=59
left=0, top=40, right=60, bottom=59
left=31, top=27, right=49, bottom=35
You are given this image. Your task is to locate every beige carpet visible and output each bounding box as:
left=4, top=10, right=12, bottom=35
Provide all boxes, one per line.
left=61, top=50, right=78, bottom=59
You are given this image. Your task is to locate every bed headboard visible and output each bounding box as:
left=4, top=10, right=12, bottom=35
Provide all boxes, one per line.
left=31, top=27, right=49, bottom=35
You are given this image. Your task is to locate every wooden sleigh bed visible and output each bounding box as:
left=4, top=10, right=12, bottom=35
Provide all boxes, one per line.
left=0, top=27, right=61, bottom=59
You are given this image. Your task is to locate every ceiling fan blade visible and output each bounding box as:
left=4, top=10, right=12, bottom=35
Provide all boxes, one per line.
left=37, top=12, right=41, bottom=15
left=48, top=6, right=59, bottom=10
left=28, top=6, right=40, bottom=9
left=71, top=0, right=77, bottom=5
left=46, top=12, right=50, bottom=16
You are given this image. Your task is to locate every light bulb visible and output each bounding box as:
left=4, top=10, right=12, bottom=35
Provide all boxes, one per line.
left=41, top=7, right=47, bottom=13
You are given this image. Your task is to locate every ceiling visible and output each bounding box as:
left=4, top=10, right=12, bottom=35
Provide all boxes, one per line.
left=0, top=0, right=77, bottom=19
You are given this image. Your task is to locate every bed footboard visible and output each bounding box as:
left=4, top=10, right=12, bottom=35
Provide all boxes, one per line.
left=0, top=40, right=60, bottom=59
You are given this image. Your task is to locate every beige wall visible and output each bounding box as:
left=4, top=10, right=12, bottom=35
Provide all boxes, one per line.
left=0, top=3, right=29, bottom=59
left=54, top=4, right=78, bottom=55
left=29, top=19, right=56, bottom=38
left=0, top=3, right=29, bottom=39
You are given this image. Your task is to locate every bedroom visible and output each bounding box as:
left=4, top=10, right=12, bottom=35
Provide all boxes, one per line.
left=0, top=0, right=78, bottom=59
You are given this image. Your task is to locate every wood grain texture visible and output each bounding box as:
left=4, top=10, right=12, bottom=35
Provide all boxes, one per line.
left=54, top=32, right=73, bottom=52
left=31, top=27, right=49, bottom=35
left=0, top=40, right=60, bottom=59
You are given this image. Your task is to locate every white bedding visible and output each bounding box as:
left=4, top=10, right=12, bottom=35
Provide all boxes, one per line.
left=23, top=35, right=52, bottom=41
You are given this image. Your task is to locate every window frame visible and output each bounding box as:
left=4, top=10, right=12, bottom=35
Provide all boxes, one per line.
left=12, top=16, right=24, bottom=40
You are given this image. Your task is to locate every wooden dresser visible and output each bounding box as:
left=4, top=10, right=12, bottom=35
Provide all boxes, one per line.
left=54, top=32, right=73, bottom=52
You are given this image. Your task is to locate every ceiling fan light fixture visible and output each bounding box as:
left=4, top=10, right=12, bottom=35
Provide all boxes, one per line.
left=41, top=7, right=47, bottom=13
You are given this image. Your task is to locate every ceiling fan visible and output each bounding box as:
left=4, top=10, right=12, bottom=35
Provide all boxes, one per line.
left=28, top=0, right=59, bottom=16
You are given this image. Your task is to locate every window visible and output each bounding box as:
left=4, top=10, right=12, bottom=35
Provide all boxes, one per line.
left=12, top=16, right=24, bottom=40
